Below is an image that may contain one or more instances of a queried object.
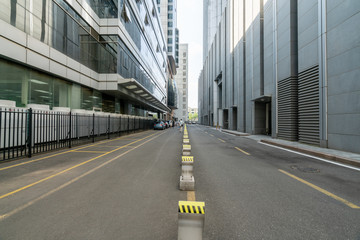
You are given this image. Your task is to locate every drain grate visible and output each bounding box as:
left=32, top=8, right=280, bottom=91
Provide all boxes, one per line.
left=290, top=165, right=320, bottom=173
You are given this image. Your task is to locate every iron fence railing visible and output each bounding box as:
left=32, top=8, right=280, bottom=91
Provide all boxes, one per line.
left=0, top=108, right=153, bottom=161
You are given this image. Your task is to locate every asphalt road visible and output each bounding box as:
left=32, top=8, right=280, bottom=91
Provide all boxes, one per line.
left=0, top=125, right=359, bottom=239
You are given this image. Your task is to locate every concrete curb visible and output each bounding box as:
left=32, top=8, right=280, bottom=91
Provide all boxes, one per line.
left=260, top=139, right=360, bottom=168
left=221, top=129, right=250, bottom=136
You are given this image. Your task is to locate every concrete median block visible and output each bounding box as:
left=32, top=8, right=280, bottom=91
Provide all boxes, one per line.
left=181, top=164, right=193, bottom=179
left=182, top=144, right=191, bottom=156
left=178, top=201, right=205, bottom=240
left=179, top=175, right=195, bottom=191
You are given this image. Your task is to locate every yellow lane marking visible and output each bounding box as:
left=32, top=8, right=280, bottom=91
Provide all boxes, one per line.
left=218, top=138, right=226, bottom=143
left=235, top=147, right=250, bottom=155
left=209, top=134, right=214, bottom=137
left=0, top=132, right=166, bottom=221
left=279, top=169, right=360, bottom=209
left=71, top=151, right=108, bottom=153
left=0, top=131, right=151, bottom=172
left=0, top=133, right=158, bottom=200
left=187, top=191, right=196, bottom=201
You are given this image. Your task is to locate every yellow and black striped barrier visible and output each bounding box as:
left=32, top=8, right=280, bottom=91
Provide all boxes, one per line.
left=182, top=144, right=191, bottom=156
left=182, top=156, right=194, bottom=162
left=178, top=201, right=205, bottom=214
left=178, top=201, right=205, bottom=239
left=183, top=138, right=190, bottom=144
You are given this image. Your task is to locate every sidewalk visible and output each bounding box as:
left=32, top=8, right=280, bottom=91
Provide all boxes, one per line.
left=220, top=128, right=360, bottom=168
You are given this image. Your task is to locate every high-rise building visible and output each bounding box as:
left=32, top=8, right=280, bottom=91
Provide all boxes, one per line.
left=156, top=0, right=179, bottom=67
left=203, top=0, right=227, bottom=61
left=174, top=44, right=188, bottom=121
left=0, top=0, right=170, bottom=116
left=199, top=0, right=360, bottom=154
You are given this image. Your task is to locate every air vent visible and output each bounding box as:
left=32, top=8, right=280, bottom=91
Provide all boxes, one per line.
left=298, top=65, right=320, bottom=145
left=278, top=76, right=298, bottom=141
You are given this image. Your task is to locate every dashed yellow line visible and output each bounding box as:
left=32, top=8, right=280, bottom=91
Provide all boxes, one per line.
left=209, top=134, right=214, bottom=137
left=218, top=138, right=226, bottom=143
left=279, top=169, right=360, bottom=209
left=71, top=151, right=108, bottom=153
left=0, top=131, right=151, bottom=172
left=187, top=191, right=196, bottom=201
left=235, top=147, right=250, bottom=155
left=0, top=133, right=158, bottom=200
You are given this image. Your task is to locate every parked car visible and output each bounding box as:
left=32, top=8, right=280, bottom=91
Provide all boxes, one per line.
left=154, top=121, right=165, bottom=130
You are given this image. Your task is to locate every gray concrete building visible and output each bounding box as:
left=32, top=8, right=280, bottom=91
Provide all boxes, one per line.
left=174, top=44, right=188, bottom=121
left=199, top=0, right=360, bottom=154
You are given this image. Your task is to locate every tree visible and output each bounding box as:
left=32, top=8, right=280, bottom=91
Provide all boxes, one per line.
left=188, top=113, right=198, bottom=121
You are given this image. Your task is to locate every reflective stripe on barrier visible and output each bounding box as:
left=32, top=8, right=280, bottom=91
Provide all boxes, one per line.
left=178, top=201, right=205, bottom=214
left=182, top=156, right=194, bottom=162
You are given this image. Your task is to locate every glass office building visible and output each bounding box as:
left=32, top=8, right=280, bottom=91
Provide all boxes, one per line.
left=0, top=0, right=170, bottom=115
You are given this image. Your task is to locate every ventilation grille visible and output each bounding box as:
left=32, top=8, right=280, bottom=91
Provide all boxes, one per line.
left=278, top=76, right=298, bottom=141
left=298, top=65, right=319, bottom=145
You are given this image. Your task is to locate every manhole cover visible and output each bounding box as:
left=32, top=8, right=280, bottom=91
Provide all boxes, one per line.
left=290, top=165, right=319, bottom=173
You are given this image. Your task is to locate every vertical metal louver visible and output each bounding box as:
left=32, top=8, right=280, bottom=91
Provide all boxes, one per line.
left=298, top=65, right=319, bottom=145
left=278, top=77, right=298, bottom=141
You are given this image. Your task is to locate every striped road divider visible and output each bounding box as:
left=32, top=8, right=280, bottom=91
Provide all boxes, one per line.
left=180, top=156, right=194, bottom=191
left=182, top=144, right=191, bottom=156
left=178, top=201, right=205, bottom=240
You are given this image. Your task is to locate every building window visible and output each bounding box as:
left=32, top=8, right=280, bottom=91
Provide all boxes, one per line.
left=183, top=78, right=186, bottom=82
left=121, top=4, right=132, bottom=22
left=168, top=46, right=173, bottom=52
left=158, top=7, right=160, bottom=13
left=157, top=0, right=160, bottom=4
left=168, top=0, right=173, bottom=2
left=183, top=66, right=186, bottom=70
left=183, top=52, right=186, bottom=57
left=183, top=84, right=186, bottom=89
left=183, top=72, right=186, bottom=76
left=168, top=30, right=173, bottom=35
left=168, top=38, right=173, bottom=44
left=168, top=21, right=173, bottom=27
left=183, top=97, right=186, bottom=102
left=168, top=13, right=173, bottom=19
left=168, top=5, right=173, bottom=11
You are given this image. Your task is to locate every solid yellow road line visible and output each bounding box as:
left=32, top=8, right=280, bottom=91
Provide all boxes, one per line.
left=218, top=138, right=226, bottom=143
left=0, top=131, right=151, bottom=172
left=235, top=147, right=250, bottom=155
left=187, top=191, right=196, bottom=201
left=71, top=151, right=108, bottom=153
left=0, top=133, right=157, bottom=200
left=0, top=131, right=166, bottom=221
left=279, top=169, right=360, bottom=209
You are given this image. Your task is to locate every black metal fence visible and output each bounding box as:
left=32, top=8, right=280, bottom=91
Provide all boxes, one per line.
left=0, top=108, right=153, bottom=161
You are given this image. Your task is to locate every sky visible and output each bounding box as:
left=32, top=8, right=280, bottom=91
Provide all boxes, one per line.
left=177, top=0, right=203, bottom=108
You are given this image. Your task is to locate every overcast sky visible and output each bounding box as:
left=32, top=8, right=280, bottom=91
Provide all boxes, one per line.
left=177, top=0, right=203, bottom=108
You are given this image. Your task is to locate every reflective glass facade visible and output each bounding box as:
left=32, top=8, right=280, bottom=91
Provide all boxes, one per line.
left=0, top=0, right=168, bottom=114
left=0, top=0, right=117, bottom=73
